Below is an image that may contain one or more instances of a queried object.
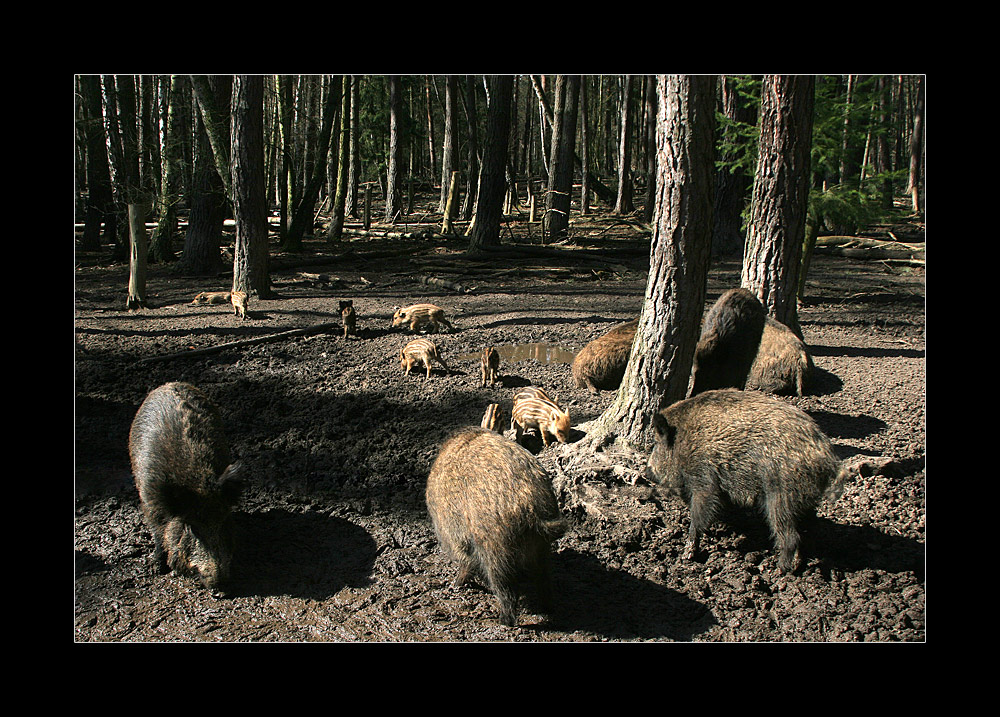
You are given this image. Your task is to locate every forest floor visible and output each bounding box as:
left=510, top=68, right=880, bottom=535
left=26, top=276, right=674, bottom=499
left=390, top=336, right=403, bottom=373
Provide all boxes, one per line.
left=74, top=201, right=925, bottom=643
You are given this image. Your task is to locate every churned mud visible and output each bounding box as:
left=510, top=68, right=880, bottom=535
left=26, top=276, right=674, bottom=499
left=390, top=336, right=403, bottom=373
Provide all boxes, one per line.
left=74, top=217, right=925, bottom=642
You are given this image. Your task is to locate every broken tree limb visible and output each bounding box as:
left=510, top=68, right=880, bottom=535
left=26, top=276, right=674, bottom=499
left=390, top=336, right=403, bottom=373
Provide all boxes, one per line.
left=813, top=235, right=925, bottom=261
left=138, top=321, right=342, bottom=363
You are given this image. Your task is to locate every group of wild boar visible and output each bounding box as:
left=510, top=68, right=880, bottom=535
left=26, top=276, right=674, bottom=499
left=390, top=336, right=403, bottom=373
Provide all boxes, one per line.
left=129, top=287, right=849, bottom=628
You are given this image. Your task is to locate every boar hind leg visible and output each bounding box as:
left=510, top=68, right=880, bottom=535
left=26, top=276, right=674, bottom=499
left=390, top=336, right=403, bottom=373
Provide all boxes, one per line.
left=685, top=488, right=722, bottom=561
left=765, top=494, right=802, bottom=573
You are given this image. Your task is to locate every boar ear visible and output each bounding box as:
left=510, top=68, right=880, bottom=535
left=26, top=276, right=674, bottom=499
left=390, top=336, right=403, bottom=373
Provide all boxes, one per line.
left=651, top=413, right=677, bottom=446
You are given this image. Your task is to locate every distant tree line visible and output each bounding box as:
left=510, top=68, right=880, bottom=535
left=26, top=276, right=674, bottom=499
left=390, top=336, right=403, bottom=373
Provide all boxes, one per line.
left=75, top=74, right=925, bottom=299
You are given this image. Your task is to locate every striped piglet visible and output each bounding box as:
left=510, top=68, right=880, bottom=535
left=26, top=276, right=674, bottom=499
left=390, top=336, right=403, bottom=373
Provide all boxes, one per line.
left=511, top=387, right=570, bottom=447
left=400, top=338, right=451, bottom=379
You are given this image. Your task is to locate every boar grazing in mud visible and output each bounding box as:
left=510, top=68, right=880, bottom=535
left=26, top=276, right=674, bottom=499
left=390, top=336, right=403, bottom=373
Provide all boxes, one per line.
left=511, top=387, right=571, bottom=447
left=391, top=303, right=454, bottom=333
left=746, top=317, right=813, bottom=396
left=191, top=291, right=232, bottom=305
left=690, top=288, right=766, bottom=396
left=426, top=426, right=567, bottom=626
left=571, top=319, right=638, bottom=393
left=400, top=338, right=451, bottom=379
left=231, top=291, right=248, bottom=319
left=128, top=382, right=245, bottom=592
left=646, top=389, right=847, bottom=573
left=481, top=346, right=501, bottom=387
left=481, top=403, right=503, bottom=432
left=340, top=300, right=357, bottom=339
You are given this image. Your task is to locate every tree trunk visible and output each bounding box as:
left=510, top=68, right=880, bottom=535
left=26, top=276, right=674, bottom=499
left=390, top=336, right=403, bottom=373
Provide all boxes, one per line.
left=467, top=76, right=514, bottom=254
left=741, top=75, right=815, bottom=337
left=461, top=75, right=480, bottom=221
left=285, top=76, right=340, bottom=249
left=580, top=78, right=590, bottom=216
left=177, top=77, right=230, bottom=276
left=347, top=76, right=360, bottom=217
left=545, top=75, right=580, bottom=241
left=385, top=75, right=403, bottom=223
left=641, top=75, right=657, bottom=223
left=584, top=75, right=717, bottom=451
left=613, top=75, right=635, bottom=214
left=712, top=75, right=759, bottom=260
left=276, top=75, right=295, bottom=241
left=79, top=75, right=116, bottom=251
left=149, top=74, right=188, bottom=263
left=438, top=76, right=459, bottom=213
left=126, top=202, right=152, bottom=310
left=425, top=76, right=437, bottom=181
left=191, top=75, right=233, bottom=201
left=231, top=76, right=272, bottom=299
left=907, top=75, right=924, bottom=214
left=327, top=78, right=352, bottom=242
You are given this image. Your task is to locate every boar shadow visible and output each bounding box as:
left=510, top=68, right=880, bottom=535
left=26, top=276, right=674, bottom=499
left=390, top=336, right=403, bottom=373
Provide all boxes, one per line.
left=807, top=410, right=888, bottom=442
left=226, top=509, right=377, bottom=600
left=536, top=547, right=715, bottom=640
left=806, top=517, right=925, bottom=581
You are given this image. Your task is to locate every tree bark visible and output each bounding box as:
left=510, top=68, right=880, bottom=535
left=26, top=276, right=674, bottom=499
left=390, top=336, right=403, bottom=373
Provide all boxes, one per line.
left=907, top=75, right=924, bottom=214
left=285, top=76, right=339, bottom=249
left=79, top=75, right=116, bottom=250
left=438, top=76, right=459, bottom=213
left=613, top=75, right=635, bottom=214
left=545, top=75, right=580, bottom=241
left=461, top=75, right=480, bottom=221
left=126, top=202, right=152, bottom=310
left=741, top=75, right=815, bottom=337
left=347, top=76, right=360, bottom=217
left=191, top=75, right=233, bottom=201
left=385, top=75, right=404, bottom=223
left=327, top=77, right=352, bottom=242
left=467, top=76, right=514, bottom=254
left=178, top=76, right=231, bottom=276
left=584, top=75, right=717, bottom=451
left=149, top=74, right=188, bottom=263
left=231, top=76, right=272, bottom=299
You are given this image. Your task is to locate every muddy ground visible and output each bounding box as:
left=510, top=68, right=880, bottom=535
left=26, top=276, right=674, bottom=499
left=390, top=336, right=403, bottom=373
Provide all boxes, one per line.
left=74, top=207, right=925, bottom=642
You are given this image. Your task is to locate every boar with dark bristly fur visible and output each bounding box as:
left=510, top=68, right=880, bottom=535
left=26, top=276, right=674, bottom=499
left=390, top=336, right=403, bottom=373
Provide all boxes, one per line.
left=128, top=382, right=245, bottom=592
left=426, top=427, right=567, bottom=626
left=391, top=303, right=454, bottom=333
left=400, top=338, right=451, bottom=379
left=511, top=387, right=570, bottom=447
left=571, top=319, right=638, bottom=393
left=340, top=300, right=357, bottom=339
left=646, top=389, right=848, bottom=573
left=690, top=288, right=766, bottom=396
left=481, top=346, right=501, bottom=386
left=746, top=317, right=812, bottom=396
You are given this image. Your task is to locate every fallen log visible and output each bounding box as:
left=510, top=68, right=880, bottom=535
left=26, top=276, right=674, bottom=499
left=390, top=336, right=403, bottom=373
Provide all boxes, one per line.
left=138, top=321, right=342, bottom=363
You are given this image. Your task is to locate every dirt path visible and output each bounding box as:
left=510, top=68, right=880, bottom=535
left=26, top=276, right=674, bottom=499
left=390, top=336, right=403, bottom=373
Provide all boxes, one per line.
left=74, top=229, right=925, bottom=642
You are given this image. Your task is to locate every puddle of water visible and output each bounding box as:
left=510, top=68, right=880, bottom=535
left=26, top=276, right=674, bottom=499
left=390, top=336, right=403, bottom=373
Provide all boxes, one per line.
left=455, top=343, right=577, bottom=364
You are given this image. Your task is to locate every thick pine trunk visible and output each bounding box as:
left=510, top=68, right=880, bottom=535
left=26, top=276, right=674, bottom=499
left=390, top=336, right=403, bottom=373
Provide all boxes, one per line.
left=467, top=76, right=514, bottom=254
left=586, top=75, right=717, bottom=451
left=231, top=75, right=272, bottom=299
left=741, top=75, right=815, bottom=337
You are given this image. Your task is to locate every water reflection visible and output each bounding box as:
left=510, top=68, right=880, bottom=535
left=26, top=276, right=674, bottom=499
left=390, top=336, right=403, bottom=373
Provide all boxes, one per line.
left=456, top=343, right=577, bottom=365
